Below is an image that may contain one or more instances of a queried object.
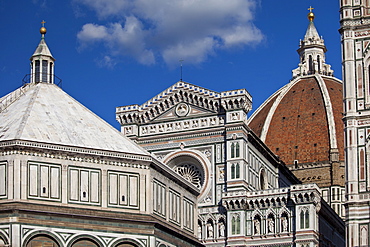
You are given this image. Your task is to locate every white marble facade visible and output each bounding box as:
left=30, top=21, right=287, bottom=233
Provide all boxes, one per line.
left=117, top=80, right=345, bottom=246
left=340, top=1, right=370, bottom=246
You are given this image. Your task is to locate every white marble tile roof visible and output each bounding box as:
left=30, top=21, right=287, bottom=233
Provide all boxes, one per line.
left=0, top=83, right=149, bottom=156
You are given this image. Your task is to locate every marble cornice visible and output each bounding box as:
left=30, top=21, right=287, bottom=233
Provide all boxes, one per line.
left=0, top=139, right=151, bottom=169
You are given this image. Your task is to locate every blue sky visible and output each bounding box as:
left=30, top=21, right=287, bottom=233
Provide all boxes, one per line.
left=0, top=0, right=341, bottom=129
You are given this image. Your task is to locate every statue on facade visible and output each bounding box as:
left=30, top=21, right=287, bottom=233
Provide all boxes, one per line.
left=254, top=219, right=260, bottom=235
left=268, top=218, right=274, bottom=233
left=207, top=223, right=214, bottom=238
left=282, top=217, right=288, bottom=232
left=219, top=222, right=225, bottom=237
left=198, top=224, right=202, bottom=239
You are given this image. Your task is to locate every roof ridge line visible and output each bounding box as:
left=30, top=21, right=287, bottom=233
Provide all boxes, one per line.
left=314, top=74, right=338, bottom=150
left=0, top=83, right=34, bottom=113
left=14, top=84, right=40, bottom=139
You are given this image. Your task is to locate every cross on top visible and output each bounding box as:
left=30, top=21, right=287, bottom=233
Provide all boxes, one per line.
left=41, top=20, right=46, bottom=27
left=308, top=6, right=314, bottom=12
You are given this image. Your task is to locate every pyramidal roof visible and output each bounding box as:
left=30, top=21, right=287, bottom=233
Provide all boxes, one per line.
left=32, top=38, right=54, bottom=59
left=303, top=21, right=320, bottom=42
left=0, top=82, right=149, bottom=156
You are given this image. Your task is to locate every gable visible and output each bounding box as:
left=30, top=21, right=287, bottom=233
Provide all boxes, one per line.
left=152, top=102, right=217, bottom=122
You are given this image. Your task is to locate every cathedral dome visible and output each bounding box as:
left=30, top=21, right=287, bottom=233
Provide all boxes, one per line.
left=248, top=10, right=344, bottom=170
left=248, top=11, right=345, bottom=199
left=248, top=74, right=344, bottom=166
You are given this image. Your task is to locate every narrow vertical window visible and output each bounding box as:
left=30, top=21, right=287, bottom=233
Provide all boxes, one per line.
left=300, top=210, right=305, bottom=229
left=305, top=211, right=309, bottom=228
left=49, top=62, right=53, bottom=83
left=231, top=217, right=236, bottom=234
left=42, top=60, right=48, bottom=82
left=231, top=164, right=235, bottom=179
left=235, top=163, right=240, bottom=179
left=236, top=215, right=240, bottom=234
left=235, top=142, right=240, bottom=157
left=35, top=60, right=40, bottom=82
left=309, top=55, right=313, bottom=74
left=317, top=55, right=321, bottom=73
left=231, top=143, right=235, bottom=158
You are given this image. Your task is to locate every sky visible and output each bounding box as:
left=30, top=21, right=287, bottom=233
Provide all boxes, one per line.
left=0, top=0, right=341, bottom=130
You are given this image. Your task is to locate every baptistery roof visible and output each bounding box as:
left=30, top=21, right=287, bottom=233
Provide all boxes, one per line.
left=0, top=82, right=149, bottom=157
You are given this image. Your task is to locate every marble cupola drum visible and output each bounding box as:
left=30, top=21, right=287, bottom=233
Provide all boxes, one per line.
left=30, top=21, right=55, bottom=84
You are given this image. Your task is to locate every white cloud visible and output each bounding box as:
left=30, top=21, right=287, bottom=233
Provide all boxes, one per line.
left=76, top=0, right=263, bottom=66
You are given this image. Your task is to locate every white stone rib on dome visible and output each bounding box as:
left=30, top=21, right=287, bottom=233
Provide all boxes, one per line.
left=0, top=83, right=149, bottom=156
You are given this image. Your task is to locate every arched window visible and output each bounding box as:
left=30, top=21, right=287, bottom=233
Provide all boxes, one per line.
left=235, top=163, right=240, bottom=179
left=300, top=210, right=305, bottom=229
left=309, top=55, right=313, bottom=74
left=305, top=210, right=310, bottom=228
left=235, top=143, right=240, bottom=157
left=231, top=215, right=240, bottom=235
left=300, top=209, right=310, bottom=229
left=231, top=163, right=235, bottom=179
left=317, top=55, right=321, bottom=72
left=26, top=235, right=59, bottom=247
left=231, top=143, right=235, bottom=158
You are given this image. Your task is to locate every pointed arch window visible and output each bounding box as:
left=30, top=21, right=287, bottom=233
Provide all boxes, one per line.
left=235, top=163, right=240, bottom=178
left=309, top=55, right=313, bottom=74
left=231, top=214, right=240, bottom=235
left=300, top=210, right=305, bottom=229
left=231, top=143, right=235, bottom=158
left=305, top=211, right=310, bottom=228
left=230, top=142, right=240, bottom=158
left=231, top=164, right=235, bottom=179
left=317, top=55, right=321, bottom=73
left=231, top=163, right=240, bottom=179
left=235, top=143, right=240, bottom=157
left=300, top=208, right=310, bottom=229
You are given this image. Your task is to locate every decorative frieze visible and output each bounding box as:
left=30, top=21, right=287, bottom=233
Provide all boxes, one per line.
left=139, top=116, right=225, bottom=136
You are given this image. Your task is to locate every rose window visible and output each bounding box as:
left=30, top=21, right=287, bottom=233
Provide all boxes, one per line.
left=174, top=163, right=203, bottom=188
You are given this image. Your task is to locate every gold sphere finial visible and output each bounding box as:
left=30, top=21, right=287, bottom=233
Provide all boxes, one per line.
left=40, top=20, right=47, bottom=35
left=307, top=6, right=315, bottom=22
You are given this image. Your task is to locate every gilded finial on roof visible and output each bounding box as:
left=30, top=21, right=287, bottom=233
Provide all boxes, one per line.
left=40, top=20, right=47, bottom=37
left=307, top=6, right=315, bottom=22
